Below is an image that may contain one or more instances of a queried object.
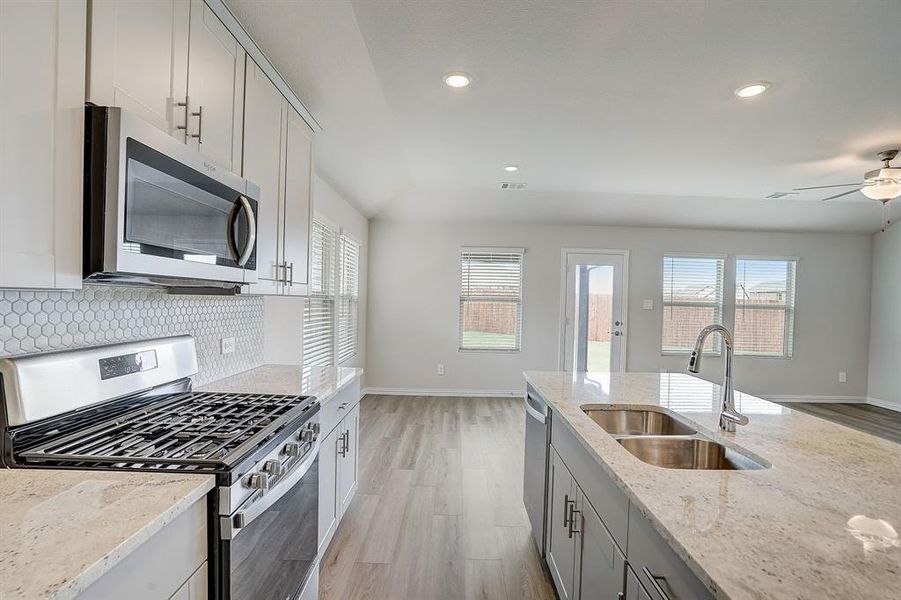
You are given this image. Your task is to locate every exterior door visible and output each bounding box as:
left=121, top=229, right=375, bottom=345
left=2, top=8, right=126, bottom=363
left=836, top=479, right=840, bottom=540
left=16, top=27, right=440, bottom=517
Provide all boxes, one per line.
left=546, top=448, right=577, bottom=600
left=562, top=251, right=627, bottom=372
left=186, top=0, right=244, bottom=171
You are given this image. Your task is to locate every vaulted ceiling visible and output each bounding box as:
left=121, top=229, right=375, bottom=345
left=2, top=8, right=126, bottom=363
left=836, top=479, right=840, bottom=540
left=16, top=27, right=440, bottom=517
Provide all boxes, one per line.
left=226, top=0, right=901, bottom=232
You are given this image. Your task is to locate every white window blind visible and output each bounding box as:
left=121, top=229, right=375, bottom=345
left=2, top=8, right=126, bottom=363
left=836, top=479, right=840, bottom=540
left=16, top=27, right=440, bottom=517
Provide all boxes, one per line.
left=661, top=255, right=724, bottom=354
left=337, top=234, right=361, bottom=364
left=734, top=258, right=797, bottom=357
left=459, top=248, right=524, bottom=352
left=303, top=220, right=337, bottom=366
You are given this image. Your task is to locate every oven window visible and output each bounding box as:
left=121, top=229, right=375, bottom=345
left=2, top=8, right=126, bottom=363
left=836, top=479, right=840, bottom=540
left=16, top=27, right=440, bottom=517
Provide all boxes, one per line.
left=229, top=457, right=319, bottom=600
left=123, top=138, right=256, bottom=269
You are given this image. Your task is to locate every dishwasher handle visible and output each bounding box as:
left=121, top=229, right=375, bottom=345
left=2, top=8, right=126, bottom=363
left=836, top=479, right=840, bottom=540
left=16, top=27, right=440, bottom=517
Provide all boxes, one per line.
left=524, top=393, right=547, bottom=424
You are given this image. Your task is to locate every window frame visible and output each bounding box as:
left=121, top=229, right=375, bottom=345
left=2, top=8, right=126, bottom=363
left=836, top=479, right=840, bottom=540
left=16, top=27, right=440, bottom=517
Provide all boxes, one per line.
left=458, top=246, right=525, bottom=353
left=303, top=216, right=339, bottom=366
left=337, top=232, right=361, bottom=365
left=660, top=253, right=726, bottom=356
left=733, top=256, right=798, bottom=359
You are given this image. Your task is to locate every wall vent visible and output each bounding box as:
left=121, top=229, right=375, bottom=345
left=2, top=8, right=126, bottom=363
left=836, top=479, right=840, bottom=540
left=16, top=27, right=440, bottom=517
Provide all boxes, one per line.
left=765, top=191, right=799, bottom=199
left=501, top=182, right=527, bottom=190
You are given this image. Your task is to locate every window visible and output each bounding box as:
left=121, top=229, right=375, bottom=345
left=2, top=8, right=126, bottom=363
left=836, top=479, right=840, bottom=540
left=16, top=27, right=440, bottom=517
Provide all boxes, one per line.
left=459, top=248, right=524, bottom=352
left=661, top=255, right=724, bottom=354
left=337, top=233, right=361, bottom=363
left=303, top=220, right=337, bottom=366
left=734, top=258, right=797, bottom=357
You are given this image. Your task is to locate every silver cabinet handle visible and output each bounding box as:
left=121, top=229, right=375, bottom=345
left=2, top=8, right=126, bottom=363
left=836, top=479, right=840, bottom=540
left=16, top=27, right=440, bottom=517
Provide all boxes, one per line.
left=236, top=196, right=255, bottom=267
left=563, top=494, right=573, bottom=529
left=175, top=97, right=190, bottom=142
left=189, top=105, right=203, bottom=142
left=338, top=431, right=348, bottom=458
left=642, top=567, right=672, bottom=600
left=568, top=503, right=580, bottom=539
left=287, top=261, right=294, bottom=285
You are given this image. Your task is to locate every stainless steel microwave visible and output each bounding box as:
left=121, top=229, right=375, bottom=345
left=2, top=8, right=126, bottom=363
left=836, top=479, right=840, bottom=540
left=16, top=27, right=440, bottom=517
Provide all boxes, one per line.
left=84, top=106, right=259, bottom=289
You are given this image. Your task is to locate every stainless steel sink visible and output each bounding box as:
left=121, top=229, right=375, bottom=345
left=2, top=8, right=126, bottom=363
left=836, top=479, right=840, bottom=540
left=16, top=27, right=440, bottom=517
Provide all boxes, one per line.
left=582, top=407, right=697, bottom=436
left=617, top=436, right=768, bottom=470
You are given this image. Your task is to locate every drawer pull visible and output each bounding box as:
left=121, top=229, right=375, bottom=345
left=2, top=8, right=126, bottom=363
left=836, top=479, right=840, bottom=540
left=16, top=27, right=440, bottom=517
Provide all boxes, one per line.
left=568, top=505, right=581, bottom=539
left=563, top=494, right=572, bottom=528
left=642, top=567, right=672, bottom=600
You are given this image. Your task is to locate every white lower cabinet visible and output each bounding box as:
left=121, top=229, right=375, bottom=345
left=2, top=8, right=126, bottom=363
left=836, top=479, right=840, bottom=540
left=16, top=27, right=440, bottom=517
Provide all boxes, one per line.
left=0, top=0, right=85, bottom=289
left=546, top=448, right=578, bottom=600
left=317, top=378, right=362, bottom=554
left=77, top=495, right=207, bottom=599
left=575, top=494, right=626, bottom=600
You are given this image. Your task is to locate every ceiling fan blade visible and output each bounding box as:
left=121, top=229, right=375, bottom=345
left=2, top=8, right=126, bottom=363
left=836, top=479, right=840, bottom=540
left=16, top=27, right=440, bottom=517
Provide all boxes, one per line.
left=793, top=183, right=863, bottom=191
left=820, top=188, right=862, bottom=201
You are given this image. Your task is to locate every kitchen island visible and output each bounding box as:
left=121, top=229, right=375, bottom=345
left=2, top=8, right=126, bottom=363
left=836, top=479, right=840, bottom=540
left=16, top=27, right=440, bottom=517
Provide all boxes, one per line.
left=525, top=371, right=900, bottom=600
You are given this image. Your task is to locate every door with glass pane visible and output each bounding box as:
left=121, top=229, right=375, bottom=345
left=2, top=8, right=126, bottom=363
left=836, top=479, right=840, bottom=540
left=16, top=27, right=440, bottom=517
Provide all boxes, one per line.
left=562, top=252, right=627, bottom=372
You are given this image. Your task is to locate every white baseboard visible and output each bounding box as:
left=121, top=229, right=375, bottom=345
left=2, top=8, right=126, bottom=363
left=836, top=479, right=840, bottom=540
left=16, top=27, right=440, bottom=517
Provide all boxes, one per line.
left=362, top=386, right=521, bottom=398
left=758, top=395, right=867, bottom=403
left=866, top=397, right=901, bottom=412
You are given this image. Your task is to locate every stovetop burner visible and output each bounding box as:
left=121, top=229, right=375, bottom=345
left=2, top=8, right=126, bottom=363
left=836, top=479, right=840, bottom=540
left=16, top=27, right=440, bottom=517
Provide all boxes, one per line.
left=11, top=390, right=315, bottom=472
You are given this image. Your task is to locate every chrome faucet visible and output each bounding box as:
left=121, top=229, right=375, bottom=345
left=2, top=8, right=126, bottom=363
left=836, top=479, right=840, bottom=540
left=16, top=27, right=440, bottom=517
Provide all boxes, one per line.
left=687, top=324, right=749, bottom=432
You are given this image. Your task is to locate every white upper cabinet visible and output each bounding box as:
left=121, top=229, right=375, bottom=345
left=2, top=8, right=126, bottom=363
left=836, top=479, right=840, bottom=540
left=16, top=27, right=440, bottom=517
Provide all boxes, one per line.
left=282, top=107, right=314, bottom=293
left=242, top=59, right=286, bottom=294
left=88, top=0, right=244, bottom=171
left=87, top=0, right=190, bottom=140
left=186, top=0, right=245, bottom=172
left=0, top=0, right=86, bottom=290
left=241, top=59, right=313, bottom=297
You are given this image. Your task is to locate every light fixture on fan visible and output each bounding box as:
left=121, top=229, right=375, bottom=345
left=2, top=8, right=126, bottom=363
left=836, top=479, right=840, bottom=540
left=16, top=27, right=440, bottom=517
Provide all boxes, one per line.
left=792, top=149, right=900, bottom=230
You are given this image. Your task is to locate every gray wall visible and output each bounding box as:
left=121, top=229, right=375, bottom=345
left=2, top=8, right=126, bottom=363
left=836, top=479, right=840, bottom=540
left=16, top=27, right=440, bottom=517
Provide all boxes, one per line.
left=867, top=223, right=900, bottom=408
left=365, top=220, right=873, bottom=398
left=0, top=286, right=264, bottom=385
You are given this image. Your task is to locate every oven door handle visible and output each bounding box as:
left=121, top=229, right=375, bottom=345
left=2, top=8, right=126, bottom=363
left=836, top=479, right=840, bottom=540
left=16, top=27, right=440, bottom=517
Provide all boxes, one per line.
left=228, top=195, right=256, bottom=267
left=221, top=438, right=319, bottom=540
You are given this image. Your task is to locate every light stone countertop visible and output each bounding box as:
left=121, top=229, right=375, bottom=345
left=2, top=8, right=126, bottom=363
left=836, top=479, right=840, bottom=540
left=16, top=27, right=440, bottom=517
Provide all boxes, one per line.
left=0, top=469, right=214, bottom=600
left=200, top=364, right=363, bottom=404
left=524, top=371, right=901, bottom=600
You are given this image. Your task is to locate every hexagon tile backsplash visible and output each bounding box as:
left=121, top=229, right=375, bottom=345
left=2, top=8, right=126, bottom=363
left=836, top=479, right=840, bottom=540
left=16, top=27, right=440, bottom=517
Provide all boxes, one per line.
left=0, top=286, right=264, bottom=385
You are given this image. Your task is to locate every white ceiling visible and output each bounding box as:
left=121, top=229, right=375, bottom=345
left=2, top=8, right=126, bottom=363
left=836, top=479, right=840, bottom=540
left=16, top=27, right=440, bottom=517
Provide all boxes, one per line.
left=226, top=0, right=901, bottom=233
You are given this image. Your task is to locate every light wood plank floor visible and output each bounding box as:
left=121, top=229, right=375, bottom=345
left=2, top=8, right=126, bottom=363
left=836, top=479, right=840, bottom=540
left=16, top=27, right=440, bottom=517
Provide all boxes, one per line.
left=781, top=402, right=901, bottom=444
left=319, top=395, right=556, bottom=600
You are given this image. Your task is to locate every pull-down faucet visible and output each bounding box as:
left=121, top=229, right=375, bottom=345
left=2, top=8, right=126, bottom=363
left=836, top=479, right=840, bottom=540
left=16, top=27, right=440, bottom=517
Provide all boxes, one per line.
left=687, top=324, right=749, bottom=432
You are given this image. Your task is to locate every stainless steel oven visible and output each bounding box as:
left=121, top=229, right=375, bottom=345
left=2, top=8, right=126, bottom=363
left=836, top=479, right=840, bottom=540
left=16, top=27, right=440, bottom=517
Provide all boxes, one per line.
left=218, top=416, right=320, bottom=600
left=84, top=106, right=259, bottom=289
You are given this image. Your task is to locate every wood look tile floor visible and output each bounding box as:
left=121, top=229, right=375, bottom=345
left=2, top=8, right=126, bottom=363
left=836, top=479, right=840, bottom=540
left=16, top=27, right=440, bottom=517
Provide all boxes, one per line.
left=319, top=395, right=556, bottom=600
left=781, top=402, right=901, bottom=444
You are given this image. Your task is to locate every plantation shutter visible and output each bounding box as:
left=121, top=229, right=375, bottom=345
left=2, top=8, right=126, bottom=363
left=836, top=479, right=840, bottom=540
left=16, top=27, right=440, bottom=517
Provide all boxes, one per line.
left=661, top=255, right=725, bottom=353
left=734, top=258, right=797, bottom=357
left=459, top=248, right=524, bottom=351
left=303, top=220, right=338, bottom=366
left=337, top=234, right=361, bottom=363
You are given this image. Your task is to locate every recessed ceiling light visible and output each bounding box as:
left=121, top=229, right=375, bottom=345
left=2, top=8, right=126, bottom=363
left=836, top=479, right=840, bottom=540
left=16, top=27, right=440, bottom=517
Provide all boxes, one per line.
left=734, top=81, right=770, bottom=98
left=503, top=165, right=519, bottom=172
left=443, top=72, right=472, bottom=88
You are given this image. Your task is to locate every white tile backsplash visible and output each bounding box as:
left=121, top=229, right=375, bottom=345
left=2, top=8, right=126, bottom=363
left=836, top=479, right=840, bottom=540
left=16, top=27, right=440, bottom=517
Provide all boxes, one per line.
left=0, top=286, right=263, bottom=384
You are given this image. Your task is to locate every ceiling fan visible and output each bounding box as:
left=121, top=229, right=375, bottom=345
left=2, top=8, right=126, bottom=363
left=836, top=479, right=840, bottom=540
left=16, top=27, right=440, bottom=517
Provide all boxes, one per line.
left=793, top=149, right=900, bottom=230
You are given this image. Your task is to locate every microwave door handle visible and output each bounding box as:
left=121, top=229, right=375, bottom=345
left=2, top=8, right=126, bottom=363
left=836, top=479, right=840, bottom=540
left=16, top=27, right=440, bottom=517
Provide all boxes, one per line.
left=231, top=195, right=256, bottom=267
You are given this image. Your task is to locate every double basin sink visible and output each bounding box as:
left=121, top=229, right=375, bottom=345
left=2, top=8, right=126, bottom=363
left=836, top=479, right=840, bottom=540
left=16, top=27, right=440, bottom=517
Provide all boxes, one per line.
left=582, top=406, right=767, bottom=470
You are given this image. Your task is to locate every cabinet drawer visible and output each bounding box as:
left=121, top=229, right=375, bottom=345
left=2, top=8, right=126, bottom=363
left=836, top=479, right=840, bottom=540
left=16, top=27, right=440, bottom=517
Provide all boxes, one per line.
left=627, top=504, right=713, bottom=600
left=320, top=384, right=359, bottom=435
left=550, top=410, right=629, bottom=549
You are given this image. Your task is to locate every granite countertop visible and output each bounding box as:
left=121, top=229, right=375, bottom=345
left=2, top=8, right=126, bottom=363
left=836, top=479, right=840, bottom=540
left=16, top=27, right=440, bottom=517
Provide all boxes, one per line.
left=0, top=469, right=214, bottom=600
left=200, top=364, right=363, bottom=403
left=524, top=371, right=901, bottom=600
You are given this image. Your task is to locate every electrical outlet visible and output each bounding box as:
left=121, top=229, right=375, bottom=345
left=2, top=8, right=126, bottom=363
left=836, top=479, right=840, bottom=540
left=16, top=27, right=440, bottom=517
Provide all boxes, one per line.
left=221, top=337, right=236, bottom=355
left=437, top=364, right=445, bottom=376
left=839, top=371, right=847, bottom=383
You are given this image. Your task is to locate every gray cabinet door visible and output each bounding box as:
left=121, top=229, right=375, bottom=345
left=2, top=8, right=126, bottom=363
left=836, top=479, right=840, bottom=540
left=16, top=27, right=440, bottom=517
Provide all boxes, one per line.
left=546, top=447, right=577, bottom=600
left=625, top=565, right=653, bottom=600
left=575, top=491, right=626, bottom=600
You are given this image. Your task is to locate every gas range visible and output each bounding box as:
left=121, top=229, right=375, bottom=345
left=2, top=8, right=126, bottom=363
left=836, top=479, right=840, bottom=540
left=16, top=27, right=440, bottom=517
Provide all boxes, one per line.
left=0, top=336, right=321, bottom=600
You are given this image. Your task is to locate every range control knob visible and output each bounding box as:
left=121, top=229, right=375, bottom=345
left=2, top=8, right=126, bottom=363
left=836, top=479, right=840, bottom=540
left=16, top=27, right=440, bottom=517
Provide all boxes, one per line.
left=299, top=428, right=315, bottom=443
left=243, top=472, right=269, bottom=491
left=262, top=459, right=282, bottom=477
left=284, top=442, right=301, bottom=457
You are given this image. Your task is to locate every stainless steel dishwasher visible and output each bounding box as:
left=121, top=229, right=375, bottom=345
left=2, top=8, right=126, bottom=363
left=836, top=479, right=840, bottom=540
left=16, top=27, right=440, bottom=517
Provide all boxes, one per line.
left=522, top=386, right=551, bottom=556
